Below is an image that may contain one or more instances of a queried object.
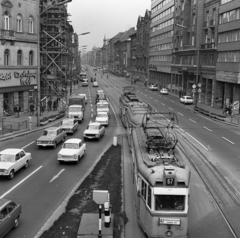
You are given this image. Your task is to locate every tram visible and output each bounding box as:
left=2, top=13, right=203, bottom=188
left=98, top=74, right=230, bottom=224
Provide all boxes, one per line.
left=119, top=86, right=191, bottom=238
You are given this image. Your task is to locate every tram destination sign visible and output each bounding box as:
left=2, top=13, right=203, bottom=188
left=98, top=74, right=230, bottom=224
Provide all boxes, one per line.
left=159, top=218, right=181, bottom=226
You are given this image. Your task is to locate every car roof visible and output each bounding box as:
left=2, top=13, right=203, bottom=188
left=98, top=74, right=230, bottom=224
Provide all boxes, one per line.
left=79, top=94, right=86, bottom=96
left=0, top=199, right=11, bottom=210
left=0, top=148, right=23, bottom=155
left=64, top=138, right=82, bottom=143
left=45, top=127, right=60, bottom=131
left=89, top=121, right=101, bottom=126
left=97, top=111, right=108, bottom=115
left=62, top=118, right=75, bottom=121
left=97, top=101, right=108, bottom=105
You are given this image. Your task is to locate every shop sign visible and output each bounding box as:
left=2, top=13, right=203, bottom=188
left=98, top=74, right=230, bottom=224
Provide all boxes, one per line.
left=14, top=71, right=36, bottom=85
left=0, top=72, right=11, bottom=81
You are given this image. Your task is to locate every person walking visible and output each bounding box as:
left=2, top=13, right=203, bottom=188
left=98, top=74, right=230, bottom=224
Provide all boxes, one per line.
left=14, top=104, right=18, bottom=117
left=29, top=104, right=34, bottom=116
left=48, top=99, right=52, bottom=111
left=16, top=104, right=21, bottom=118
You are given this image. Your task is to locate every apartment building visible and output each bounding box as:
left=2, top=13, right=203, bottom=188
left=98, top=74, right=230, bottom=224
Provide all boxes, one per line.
left=0, top=0, right=38, bottom=117
left=216, top=0, right=240, bottom=112
left=149, top=0, right=174, bottom=86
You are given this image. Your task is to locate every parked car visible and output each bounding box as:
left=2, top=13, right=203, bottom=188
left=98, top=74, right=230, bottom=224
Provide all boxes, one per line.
left=60, top=118, right=78, bottom=134
left=160, top=88, right=169, bottom=95
left=180, top=96, right=194, bottom=104
left=93, top=81, right=98, bottom=87
left=0, top=199, right=22, bottom=237
left=79, top=94, right=87, bottom=104
left=148, top=84, right=158, bottom=91
left=83, top=122, right=105, bottom=141
left=95, top=112, right=109, bottom=126
left=0, top=148, right=32, bottom=179
left=58, top=138, right=86, bottom=164
left=36, top=127, right=66, bottom=148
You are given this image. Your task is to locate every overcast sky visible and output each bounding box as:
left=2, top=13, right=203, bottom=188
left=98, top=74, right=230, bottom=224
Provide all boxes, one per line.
left=67, top=0, right=151, bottom=52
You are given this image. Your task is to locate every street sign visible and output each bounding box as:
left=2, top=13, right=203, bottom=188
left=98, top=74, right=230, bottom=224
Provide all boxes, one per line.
left=192, top=84, right=196, bottom=89
left=198, top=83, right=202, bottom=87
left=198, top=89, right=202, bottom=93
left=192, top=89, right=196, bottom=93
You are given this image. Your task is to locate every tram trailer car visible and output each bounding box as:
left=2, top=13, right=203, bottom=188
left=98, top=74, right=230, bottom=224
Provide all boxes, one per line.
left=119, top=87, right=191, bottom=238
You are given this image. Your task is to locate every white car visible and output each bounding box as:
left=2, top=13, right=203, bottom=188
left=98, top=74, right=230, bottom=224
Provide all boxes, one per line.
left=79, top=94, right=87, bottom=104
left=96, top=101, right=109, bottom=116
left=180, top=96, right=194, bottom=104
left=160, top=88, right=168, bottom=95
left=95, top=112, right=109, bottom=126
left=83, top=122, right=105, bottom=141
left=0, top=149, right=32, bottom=179
left=148, top=84, right=158, bottom=91
left=93, top=81, right=99, bottom=87
left=58, top=138, right=86, bottom=164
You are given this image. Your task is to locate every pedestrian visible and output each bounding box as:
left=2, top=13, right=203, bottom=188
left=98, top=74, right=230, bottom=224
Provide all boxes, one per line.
left=14, top=104, right=17, bottom=117
left=53, top=100, right=58, bottom=111
left=40, top=102, right=44, bottom=115
left=48, top=99, right=52, bottom=111
left=29, top=104, right=34, bottom=116
left=107, top=75, right=108, bottom=79
left=16, top=104, right=21, bottom=118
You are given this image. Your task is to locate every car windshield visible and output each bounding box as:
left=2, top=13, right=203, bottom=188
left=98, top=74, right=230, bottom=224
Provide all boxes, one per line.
left=97, top=104, right=108, bottom=109
left=43, top=130, right=57, bottom=137
left=97, top=114, right=107, bottom=118
left=155, top=195, right=185, bottom=211
left=62, top=120, right=74, bottom=125
left=98, top=94, right=106, bottom=99
left=69, top=107, right=81, bottom=112
left=185, top=96, right=192, bottom=99
left=88, top=125, right=99, bottom=130
left=0, top=154, right=15, bottom=162
left=63, top=143, right=79, bottom=149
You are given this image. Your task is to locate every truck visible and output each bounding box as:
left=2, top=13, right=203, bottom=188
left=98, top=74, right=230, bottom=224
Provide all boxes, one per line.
left=68, top=96, right=85, bottom=123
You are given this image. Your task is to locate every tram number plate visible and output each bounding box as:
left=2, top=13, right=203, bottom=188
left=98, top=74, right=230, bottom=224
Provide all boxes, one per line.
left=166, top=178, right=175, bottom=186
left=159, top=218, right=181, bottom=226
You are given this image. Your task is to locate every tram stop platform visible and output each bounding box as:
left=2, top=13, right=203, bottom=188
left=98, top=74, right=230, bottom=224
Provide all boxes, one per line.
left=77, top=213, right=114, bottom=238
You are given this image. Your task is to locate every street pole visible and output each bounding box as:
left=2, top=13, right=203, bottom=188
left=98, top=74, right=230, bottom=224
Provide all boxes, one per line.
left=194, top=46, right=200, bottom=107
left=37, top=4, right=41, bottom=127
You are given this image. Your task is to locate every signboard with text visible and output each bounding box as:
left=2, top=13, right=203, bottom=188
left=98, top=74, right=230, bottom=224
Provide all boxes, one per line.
left=0, top=69, right=37, bottom=87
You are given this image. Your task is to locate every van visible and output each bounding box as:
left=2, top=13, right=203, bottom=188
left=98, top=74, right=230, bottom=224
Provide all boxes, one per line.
left=82, top=78, right=88, bottom=87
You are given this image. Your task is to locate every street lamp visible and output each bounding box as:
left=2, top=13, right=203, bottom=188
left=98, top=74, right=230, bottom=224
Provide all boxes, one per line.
left=78, top=32, right=90, bottom=36
left=175, top=24, right=200, bottom=107
left=37, top=0, right=72, bottom=126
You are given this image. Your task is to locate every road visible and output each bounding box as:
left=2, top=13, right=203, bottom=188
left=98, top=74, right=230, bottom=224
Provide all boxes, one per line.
left=93, top=68, right=240, bottom=238
left=1, top=74, right=118, bottom=238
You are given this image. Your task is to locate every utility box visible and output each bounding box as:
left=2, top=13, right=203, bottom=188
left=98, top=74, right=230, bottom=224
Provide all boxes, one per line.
left=93, top=190, right=108, bottom=204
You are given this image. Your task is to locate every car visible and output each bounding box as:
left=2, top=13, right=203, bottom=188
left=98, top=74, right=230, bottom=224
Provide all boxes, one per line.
left=93, top=81, right=98, bottom=87
left=82, top=78, right=89, bottom=87
left=0, top=199, right=22, bottom=237
left=148, top=84, right=158, bottom=91
left=96, top=91, right=106, bottom=103
left=96, top=101, right=109, bottom=116
left=58, top=138, right=86, bottom=164
left=160, top=88, right=169, bottom=95
left=79, top=94, right=87, bottom=104
left=95, top=112, right=109, bottom=126
left=36, top=127, right=67, bottom=148
left=0, top=149, right=32, bottom=179
left=180, top=96, right=194, bottom=104
left=83, top=121, right=105, bottom=141
left=60, top=118, right=78, bottom=134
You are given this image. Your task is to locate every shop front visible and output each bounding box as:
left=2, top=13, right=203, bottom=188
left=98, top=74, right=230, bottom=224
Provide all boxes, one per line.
left=0, top=69, right=37, bottom=117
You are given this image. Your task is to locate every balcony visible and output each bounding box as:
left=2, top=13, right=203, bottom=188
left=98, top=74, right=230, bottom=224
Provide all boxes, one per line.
left=0, top=29, right=15, bottom=40
left=209, top=19, right=215, bottom=28
left=201, top=42, right=216, bottom=49
left=203, top=22, right=209, bottom=29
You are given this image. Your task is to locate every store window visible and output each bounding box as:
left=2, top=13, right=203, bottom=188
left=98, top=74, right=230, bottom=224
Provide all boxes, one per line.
left=4, top=49, right=10, bottom=65
left=17, top=50, right=22, bottom=65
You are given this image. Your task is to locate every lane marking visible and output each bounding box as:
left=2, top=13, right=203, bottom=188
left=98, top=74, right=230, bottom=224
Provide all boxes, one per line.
left=169, top=107, right=173, bottom=110
left=22, top=141, right=35, bottom=149
left=203, top=126, right=212, bottom=132
left=186, top=133, right=208, bottom=150
left=91, top=114, right=93, bottom=117
left=91, top=108, right=93, bottom=112
left=155, top=100, right=158, bottom=102
left=178, top=112, right=183, bottom=116
left=161, top=103, right=165, bottom=106
left=149, top=97, right=153, bottom=99
left=179, top=128, right=184, bottom=132
left=0, top=166, right=43, bottom=199
left=90, top=104, right=92, bottom=107
left=222, top=137, right=235, bottom=145
left=189, top=119, right=196, bottom=123
left=170, top=100, right=174, bottom=102
left=145, top=94, right=147, bottom=96
left=50, top=169, right=65, bottom=183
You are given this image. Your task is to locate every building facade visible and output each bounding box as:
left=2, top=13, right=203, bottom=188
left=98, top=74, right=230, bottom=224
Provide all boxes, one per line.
left=0, top=0, right=38, bottom=117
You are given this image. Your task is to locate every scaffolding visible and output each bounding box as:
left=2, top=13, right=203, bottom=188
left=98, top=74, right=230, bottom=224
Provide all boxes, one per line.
left=39, top=1, right=74, bottom=102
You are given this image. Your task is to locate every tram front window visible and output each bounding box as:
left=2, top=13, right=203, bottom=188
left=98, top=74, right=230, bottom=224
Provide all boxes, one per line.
left=155, top=195, right=185, bottom=211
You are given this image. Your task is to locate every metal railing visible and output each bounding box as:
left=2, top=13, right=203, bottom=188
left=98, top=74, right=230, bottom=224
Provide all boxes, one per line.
left=0, top=120, right=29, bottom=135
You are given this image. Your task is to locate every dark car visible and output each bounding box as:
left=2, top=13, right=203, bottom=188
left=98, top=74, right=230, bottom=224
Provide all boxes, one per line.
left=0, top=199, right=22, bottom=237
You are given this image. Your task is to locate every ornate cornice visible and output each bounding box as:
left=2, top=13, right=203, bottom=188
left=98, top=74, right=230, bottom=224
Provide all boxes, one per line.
left=1, top=0, right=13, bottom=8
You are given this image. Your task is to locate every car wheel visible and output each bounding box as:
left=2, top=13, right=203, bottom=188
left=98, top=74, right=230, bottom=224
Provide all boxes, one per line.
left=76, top=156, right=80, bottom=164
left=25, top=161, right=29, bottom=169
left=9, top=170, right=14, bottom=180
left=53, top=142, right=57, bottom=149
left=59, top=161, right=63, bottom=164
left=98, top=136, right=101, bottom=141
left=13, top=216, right=19, bottom=229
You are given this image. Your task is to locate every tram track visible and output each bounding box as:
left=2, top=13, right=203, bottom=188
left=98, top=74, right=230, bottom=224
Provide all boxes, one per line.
left=177, top=132, right=240, bottom=238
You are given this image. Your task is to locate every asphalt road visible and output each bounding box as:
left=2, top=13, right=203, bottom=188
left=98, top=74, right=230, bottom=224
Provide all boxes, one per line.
left=1, top=76, right=118, bottom=238
left=93, top=69, right=240, bottom=238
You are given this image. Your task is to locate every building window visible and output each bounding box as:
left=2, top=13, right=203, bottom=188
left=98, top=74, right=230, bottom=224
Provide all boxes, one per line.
left=192, top=35, right=195, bottom=46
left=4, top=49, right=10, bottom=65
left=4, top=12, right=10, bottom=30
left=28, top=17, right=34, bottom=33
left=29, top=51, right=34, bottom=66
left=17, top=50, right=22, bottom=65
left=193, top=14, right=196, bottom=25
left=17, top=15, right=22, bottom=32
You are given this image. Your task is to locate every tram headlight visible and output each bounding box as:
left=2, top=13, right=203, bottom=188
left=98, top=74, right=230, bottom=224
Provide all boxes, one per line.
left=165, top=230, right=173, bottom=237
